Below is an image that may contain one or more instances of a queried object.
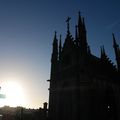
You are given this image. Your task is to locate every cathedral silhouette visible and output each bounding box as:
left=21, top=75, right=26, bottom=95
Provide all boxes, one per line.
left=48, top=12, right=120, bottom=120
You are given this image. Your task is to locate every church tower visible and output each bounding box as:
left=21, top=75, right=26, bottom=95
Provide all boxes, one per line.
left=48, top=13, right=120, bottom=120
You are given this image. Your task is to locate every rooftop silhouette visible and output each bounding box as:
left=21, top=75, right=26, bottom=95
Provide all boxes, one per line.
left=48, top=12, right=120, bottom=120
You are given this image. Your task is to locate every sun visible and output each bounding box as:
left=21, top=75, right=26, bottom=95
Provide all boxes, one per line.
left=0, top=80, right=26, bottom=107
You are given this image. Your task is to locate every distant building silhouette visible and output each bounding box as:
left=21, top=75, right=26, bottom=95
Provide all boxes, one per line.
left=48, top=12, right=120, bottom=120
left=0, top=103, right=48, bottom=120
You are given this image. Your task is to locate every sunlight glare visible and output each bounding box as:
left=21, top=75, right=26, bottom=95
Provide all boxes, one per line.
left=0, top=80, right=26, bottom=107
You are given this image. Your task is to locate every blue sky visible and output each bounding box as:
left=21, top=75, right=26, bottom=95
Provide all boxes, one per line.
left=0, top=0, right=119, bottom=108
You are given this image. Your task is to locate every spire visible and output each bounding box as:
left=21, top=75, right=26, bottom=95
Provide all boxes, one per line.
left=50, top=31, right=59, bottom=80
left=101, top=46, right=106, bottom=59
left=59, top=34, right=62, bottom=60
left=100, top=45, right=117, bottom=74
left=102, top=46, right=106, bottom=56
left=78, top=11, right=82, bottom=27
left=54, top=31, right=57, bottom=40
left=78, top=11, right=83, bottom=38
left=59, top=34, right=62, bottom=50
left=51, top=31, right=58, bottom=62
left=77, top=11, right=88, bottom=54
left=82, top=17, right=86, bottom=32
left=100, top=46, right=103, bottom=57
left=113, top=33, right=118, bottom=48
left=112, top=33, right=120, bottom=70
left=100, top=45, right=111, bottom=62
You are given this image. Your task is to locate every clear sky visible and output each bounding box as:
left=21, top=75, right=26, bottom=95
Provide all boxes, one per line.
left=0, top=0, right=119, bottom=109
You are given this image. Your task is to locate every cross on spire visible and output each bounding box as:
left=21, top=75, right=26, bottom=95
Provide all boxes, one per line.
left=66, top=17, right=71, bottom=35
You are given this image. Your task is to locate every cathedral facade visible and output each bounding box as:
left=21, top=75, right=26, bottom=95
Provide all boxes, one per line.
left=48, top=13, right=120, bottom=120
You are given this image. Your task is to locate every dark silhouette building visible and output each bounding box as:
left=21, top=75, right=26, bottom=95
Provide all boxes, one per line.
left=0, top=103, right=48, bottom=120
left=48, top=12, right=120, bottom=120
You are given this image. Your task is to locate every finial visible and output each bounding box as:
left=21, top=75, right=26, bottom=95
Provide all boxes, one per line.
left=66, top=17, right=71, bottom=35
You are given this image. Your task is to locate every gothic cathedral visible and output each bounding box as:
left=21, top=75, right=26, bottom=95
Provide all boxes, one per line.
left=48, top=12, right=120, bottom=120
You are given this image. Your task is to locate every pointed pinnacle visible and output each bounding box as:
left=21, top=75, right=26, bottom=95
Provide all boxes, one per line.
left=112, top=33, right=117, bottom=46
left=78, top=11, right=82, bottom=26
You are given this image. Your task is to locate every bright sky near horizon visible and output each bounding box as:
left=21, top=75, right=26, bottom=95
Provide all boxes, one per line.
left=0, top=0, right=120, bottom=109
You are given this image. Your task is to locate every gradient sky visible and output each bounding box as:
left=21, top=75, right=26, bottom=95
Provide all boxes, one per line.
left=0, top=0, right=120, bottom=109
